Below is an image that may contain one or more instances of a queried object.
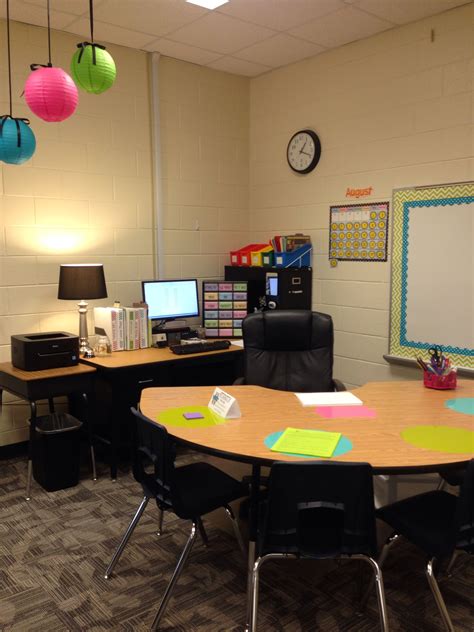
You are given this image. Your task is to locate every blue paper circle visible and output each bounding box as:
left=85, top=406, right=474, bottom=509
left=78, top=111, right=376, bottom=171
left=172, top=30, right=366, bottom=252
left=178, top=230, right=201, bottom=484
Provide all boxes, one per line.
left=445, top=398, right=474, bottom=416
left=0, top=118, right=36, bottom=164
left=264, top=430, right=353, bottom=459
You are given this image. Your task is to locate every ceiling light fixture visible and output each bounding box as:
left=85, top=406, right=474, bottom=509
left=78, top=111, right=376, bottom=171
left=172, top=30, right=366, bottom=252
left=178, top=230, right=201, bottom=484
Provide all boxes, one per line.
left=186, top=0, right=229, bottom=10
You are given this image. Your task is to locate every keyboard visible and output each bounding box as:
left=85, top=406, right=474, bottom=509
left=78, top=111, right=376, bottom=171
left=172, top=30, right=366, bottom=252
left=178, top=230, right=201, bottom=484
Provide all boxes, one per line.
left=170, top=340, right=232, bottom=355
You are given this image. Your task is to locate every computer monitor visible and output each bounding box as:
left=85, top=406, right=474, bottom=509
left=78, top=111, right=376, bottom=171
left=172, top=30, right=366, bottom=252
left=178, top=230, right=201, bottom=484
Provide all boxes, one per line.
left=142, top=279, right=199, bottom=323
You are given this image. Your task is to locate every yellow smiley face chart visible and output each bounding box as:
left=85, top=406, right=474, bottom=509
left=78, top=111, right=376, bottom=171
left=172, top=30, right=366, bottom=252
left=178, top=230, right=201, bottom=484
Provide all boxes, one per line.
left=328, top=202, right=389, bottom=263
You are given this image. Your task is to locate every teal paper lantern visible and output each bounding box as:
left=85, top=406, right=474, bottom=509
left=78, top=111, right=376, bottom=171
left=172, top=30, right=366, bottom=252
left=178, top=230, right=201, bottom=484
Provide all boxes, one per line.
left=71, top=43, right=116, bottom=94
left=0, top=116, right=36, bottom=164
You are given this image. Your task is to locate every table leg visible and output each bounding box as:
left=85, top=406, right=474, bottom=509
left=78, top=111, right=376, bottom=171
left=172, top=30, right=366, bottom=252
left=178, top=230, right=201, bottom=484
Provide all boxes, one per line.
left=81, top=392, right=97, bottom=481
left=25, top=400, right=37, bottom=501
left=245, top=464, right=261, bottom=632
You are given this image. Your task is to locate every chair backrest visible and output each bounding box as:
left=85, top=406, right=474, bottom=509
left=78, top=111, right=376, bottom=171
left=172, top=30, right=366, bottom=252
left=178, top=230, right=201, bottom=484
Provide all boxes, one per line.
left=454, top=459, right=474, bottom=554
left=260, top=461, right=377, bottom=559
left=242, top=310, right=334, bottom=392
left=131, top=407, right=180, bottom=513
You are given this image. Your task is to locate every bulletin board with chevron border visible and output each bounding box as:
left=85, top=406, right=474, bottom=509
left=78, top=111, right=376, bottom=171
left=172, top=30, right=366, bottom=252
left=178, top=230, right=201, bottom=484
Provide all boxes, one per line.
left=389, top=182, right=474, bottom=371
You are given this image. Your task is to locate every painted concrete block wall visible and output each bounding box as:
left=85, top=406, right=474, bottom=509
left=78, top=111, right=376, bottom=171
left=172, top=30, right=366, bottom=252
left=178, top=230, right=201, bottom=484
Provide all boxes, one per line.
left=249, top=4, right=473, bottom=388
left=0, top=21, right=153, bottom=445
left=158, top=56, right=250, bottom=287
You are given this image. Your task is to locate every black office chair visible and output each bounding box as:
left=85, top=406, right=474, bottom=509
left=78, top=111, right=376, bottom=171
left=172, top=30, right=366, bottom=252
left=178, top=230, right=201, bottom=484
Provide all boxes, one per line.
left=104, top=408, right=248, bottom=630
left=237, top=310, right=345, bottom=392
left=249, top=461, right=389, bottom=631
left=373, top=459, right=474, bottom=632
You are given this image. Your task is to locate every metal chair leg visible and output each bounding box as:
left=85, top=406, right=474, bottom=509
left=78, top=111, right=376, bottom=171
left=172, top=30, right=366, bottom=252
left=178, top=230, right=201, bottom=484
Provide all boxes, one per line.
left=25, top=460, right=33, bottom=501
left=445, top=550, right=459, bottom=577
left=224, top=504, right=246, bottom=556
left=90, top=444, right=97, bottom=481
left=426, top=558, right=455, bottom=632
left=363, top=556, right=390, bottom=632
left=156, top=506, right=164, bottom=536
left=151, top=521, right=198, bottom=630
left=250, top=557, right=263, bottom=632
left=104, top=495, right=149, bottom=579
left=196, top=517, right=209, bottom=547
left=359, top=532, right=400, bottom=611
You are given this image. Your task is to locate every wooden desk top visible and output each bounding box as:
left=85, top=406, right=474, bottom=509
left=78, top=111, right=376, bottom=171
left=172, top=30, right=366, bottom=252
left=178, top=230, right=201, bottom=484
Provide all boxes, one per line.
left=140, top=380, right=474, bottom=473
left=80, top=343, right=243, bottom=370
left=0, top=362, right=96, bottom=382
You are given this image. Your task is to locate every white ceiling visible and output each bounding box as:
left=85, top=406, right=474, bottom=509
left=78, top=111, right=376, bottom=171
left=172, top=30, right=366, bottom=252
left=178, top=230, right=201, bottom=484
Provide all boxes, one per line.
left=1, top=0, right=470, bottom=77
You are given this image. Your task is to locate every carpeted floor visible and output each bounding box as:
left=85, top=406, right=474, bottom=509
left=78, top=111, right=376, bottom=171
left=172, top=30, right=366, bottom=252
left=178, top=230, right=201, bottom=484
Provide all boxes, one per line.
left=0, top=449, right=472, bottom=631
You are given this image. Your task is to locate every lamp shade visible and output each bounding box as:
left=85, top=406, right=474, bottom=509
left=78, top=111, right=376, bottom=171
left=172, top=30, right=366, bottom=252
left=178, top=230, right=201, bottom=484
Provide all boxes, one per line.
left=71, top=44, right=116, bottom=94
left=0, top=116, right=36, bottom=164
left=25, top=66, right=78, bottom=122
left=58, top=264, right=107, bottom=300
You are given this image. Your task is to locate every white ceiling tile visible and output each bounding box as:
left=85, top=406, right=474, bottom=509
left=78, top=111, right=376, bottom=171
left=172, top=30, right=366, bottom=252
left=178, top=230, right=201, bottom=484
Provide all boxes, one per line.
left=21, top=0, right=100, bottom=16
left=145, top=38, right=222, bottom=65
left=217, top=0, right=346, bottom=31
left=236, top=33, right=325, bottom=68
left=207, top=55, right=272, bottom=77
left=168, top=11, right=276, bottom=54
left=92, top=0, right=208, bottom=38
left=63, top=18, right=155, bottom=49
left=0, top=1, right=77, bottom=29
left=289, top=5, right=393, bottom=48
left=350, top=0, right=469, bottom=26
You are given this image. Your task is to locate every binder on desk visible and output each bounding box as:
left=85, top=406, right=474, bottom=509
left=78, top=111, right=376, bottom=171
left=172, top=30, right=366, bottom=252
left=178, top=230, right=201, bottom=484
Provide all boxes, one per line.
left=93, top=307, right=125, bottom=351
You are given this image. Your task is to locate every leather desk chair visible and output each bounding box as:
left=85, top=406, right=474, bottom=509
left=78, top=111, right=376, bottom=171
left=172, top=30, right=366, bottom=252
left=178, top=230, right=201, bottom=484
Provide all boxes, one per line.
left=237, top=310, right=344, bottom=392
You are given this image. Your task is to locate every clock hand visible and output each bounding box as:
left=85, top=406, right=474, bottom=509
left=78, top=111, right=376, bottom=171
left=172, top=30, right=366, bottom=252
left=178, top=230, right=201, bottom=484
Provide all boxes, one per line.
left=299, top=141, right=307, bottom=154
left=300, top=150, right=312, bottom=157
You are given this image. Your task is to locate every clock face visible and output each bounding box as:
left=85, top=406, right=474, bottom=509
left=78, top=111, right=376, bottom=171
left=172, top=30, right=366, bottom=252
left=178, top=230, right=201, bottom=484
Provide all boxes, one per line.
left=287, top=129, right=321, bottom=174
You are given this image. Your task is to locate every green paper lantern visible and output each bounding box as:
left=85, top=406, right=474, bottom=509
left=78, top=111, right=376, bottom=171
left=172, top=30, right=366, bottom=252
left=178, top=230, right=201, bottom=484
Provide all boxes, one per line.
left=71, top=43, right=116, bottom=94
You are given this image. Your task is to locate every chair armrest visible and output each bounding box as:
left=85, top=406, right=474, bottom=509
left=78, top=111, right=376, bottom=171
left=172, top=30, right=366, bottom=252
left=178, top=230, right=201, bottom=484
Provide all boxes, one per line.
left=333, top=378, right=346, bottom=391
left=233, top=376, right=246, bottom=385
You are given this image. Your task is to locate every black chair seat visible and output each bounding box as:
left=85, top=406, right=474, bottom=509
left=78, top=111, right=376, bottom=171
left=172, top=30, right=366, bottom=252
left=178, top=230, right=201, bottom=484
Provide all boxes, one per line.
left=377, top=491, right=457, bottom=559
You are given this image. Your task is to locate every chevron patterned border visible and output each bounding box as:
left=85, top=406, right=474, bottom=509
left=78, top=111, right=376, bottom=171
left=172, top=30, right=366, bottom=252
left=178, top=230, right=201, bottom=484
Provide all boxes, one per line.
left=390, top=183, right=474, bottom=369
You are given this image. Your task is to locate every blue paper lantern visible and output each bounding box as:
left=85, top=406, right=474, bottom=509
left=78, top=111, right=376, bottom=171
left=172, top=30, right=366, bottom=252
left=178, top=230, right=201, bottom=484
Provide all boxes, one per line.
left=0, top=116, right=36, bottom=164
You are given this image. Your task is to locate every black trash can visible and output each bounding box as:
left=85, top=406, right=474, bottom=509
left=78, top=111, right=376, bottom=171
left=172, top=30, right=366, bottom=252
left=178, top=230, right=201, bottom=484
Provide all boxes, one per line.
left=32, top=413, right=83, bottom=492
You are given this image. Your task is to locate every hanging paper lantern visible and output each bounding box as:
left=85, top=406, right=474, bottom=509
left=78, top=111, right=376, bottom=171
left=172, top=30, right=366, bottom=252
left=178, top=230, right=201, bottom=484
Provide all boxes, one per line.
left=71, top=43, right=116, bottom=94
left=24, top=66, right=78, bottom=122
left=0, top=116, right=36, bottom=164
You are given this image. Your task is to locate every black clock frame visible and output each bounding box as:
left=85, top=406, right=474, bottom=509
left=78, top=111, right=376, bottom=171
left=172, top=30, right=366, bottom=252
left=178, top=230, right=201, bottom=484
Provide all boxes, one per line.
left=287, top=129, right=321, bottom=174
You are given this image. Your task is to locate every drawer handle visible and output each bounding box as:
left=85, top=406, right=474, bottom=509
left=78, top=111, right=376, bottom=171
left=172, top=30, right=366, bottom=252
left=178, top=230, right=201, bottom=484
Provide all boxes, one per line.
left=138, top=378, right=154, bottom=385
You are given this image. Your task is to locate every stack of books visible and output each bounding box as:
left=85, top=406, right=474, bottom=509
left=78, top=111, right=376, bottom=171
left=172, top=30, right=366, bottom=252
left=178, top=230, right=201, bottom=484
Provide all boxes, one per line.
left=271, top=233, right=311, bottom=252
left=93, top=305, right=150, bottom=351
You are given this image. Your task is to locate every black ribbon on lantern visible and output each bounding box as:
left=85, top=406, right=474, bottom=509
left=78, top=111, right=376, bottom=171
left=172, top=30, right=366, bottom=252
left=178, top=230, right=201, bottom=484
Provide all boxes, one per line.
left=76, top=41, right=106, bottom=65
left=75, top=0, right=107, bottom=66
left=0, top=115, right=32, bottom=148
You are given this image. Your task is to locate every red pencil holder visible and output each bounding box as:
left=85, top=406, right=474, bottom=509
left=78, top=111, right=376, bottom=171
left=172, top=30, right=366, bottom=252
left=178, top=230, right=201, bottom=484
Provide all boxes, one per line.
left=423, top=370, right=457, bottom=390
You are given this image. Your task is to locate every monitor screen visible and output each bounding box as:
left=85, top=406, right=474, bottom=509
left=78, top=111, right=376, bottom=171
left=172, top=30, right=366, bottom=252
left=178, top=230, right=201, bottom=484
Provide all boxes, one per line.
left=142, top=279, right=199, bottom=321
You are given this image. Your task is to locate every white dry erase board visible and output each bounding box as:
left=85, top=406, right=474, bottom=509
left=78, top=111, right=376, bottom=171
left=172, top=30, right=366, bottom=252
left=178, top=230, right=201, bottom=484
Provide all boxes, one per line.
left=388, top=182, right=474, bottom=371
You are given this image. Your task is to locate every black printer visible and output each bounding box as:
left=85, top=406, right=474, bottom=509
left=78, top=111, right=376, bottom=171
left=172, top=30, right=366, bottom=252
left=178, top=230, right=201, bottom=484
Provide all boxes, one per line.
left=11, top=332, right=79, bottom=371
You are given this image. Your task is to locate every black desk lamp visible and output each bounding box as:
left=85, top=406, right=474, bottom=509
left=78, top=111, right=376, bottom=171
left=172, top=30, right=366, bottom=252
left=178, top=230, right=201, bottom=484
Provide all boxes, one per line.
left=58, top=264, right=108, bottom=355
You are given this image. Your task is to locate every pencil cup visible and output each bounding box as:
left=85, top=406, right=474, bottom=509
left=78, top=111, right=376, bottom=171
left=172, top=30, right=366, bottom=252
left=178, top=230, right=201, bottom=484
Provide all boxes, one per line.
left=423, top=371, right=457, bottom=390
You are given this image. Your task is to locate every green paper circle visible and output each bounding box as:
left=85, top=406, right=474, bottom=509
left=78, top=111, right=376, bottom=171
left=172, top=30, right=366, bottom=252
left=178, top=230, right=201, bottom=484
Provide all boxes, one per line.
left=158, top=406, right=228, bottom=428
left=401, top=425, right=474, bottom=454
left=71, top=45, right=116, bottom=94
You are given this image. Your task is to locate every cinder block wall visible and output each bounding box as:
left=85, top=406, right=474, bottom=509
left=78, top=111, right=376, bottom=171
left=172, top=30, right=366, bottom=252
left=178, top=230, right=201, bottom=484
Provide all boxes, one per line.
left=249, top=4, right=473, bottom=388
left=0, top=21, right=154, bottom=444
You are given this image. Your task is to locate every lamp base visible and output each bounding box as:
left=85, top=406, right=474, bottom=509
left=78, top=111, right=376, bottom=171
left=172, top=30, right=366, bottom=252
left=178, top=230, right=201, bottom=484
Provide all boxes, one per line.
left=78, top=300, right=90, bottom=356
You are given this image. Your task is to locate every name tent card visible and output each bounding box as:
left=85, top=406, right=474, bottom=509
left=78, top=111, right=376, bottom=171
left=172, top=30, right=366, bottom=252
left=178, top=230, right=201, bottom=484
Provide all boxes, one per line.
left=208, top=387, right=241, bottom=419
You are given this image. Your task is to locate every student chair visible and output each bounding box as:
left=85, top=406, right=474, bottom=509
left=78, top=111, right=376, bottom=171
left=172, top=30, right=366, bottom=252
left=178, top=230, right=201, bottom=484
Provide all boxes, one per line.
left=374, top=459, right=474, bottom=632
left=238, top=310, right=345, bottom=392
left=249, top=461, right=389, bottom=632
left=104, top=408, right=248, bottom=630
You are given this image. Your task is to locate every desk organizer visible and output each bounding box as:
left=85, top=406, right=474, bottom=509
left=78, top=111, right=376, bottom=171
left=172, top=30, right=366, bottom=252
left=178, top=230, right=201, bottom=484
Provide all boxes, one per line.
left=274, top=244, right=312, bottom=268
left=230, top=243, right=267, bottom=266
left=423, top=371, right=457, bottom=390
left=202, top=281, right=248, bottom=338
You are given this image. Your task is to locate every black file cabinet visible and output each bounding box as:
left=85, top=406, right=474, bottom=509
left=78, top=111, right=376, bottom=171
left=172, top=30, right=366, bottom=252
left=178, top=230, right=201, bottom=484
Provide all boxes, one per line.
left=224, top=266, right=312, bottom=313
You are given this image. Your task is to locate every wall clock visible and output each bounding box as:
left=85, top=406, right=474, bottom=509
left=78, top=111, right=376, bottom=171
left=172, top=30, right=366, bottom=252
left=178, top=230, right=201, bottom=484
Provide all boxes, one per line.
left=287, top=129, right=321, bottom=174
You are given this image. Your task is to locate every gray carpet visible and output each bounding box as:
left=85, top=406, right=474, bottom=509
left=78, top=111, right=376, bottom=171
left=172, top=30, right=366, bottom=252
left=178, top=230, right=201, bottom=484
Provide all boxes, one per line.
left=0, top=451, right=472, bottom=631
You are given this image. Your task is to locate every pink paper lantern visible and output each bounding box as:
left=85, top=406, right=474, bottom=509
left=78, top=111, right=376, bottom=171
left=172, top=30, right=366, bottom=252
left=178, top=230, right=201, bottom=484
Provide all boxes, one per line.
left=24, top=66, right=78, bottom=122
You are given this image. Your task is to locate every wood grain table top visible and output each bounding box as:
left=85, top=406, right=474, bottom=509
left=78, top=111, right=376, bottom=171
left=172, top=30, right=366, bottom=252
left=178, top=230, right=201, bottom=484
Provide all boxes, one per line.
left=140, top=380, right=474, bottom=473
left=0, top=362, right=96, bottom=382
left=80, top=343, right=243, bottom=370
